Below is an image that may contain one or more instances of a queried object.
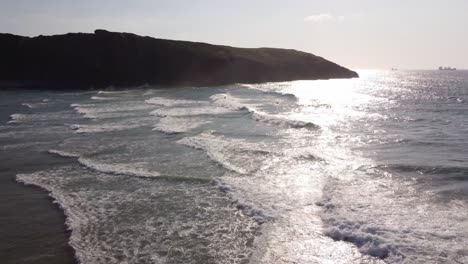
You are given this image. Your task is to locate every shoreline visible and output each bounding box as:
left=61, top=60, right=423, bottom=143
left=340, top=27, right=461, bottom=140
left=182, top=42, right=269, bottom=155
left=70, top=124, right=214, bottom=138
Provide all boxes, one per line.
left=0, top=150, right=77, bottom=264
left=16, top=182, right=78, bottom=264
left=0, top=75, right=359, bottom=91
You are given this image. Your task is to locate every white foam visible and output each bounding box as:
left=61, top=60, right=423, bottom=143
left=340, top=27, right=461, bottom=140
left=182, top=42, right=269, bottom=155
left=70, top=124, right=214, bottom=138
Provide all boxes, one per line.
left=210, top=93, right=252, bottom=111
left=91, top=96, right=118, bottom=100
left=70, top=122, right=146, bottom=134
left=8, top=112, right=76, bottom=123
left=145, top=97, right=204, bottom=107
left=323, top=219, right=397, bottom=260
left=150, top=106, right=232, bottom=117
left=211, top=178, right=270, bottom=224
left=319, top=166, right=468, bottom=263
left=71, top=104, right=100, bottom=119
left=71, top=106, right=97, bottom=119
left=210, top=93, right=319, bottom=129
left=239, top=83, right=299, bottom=100
left=21, top=101, right=51, bottom=109
left=16, top=166, right=258, bottom=264
left=177, top=131, right=271, bottom=175
left=48, top=149, right=80, bottom=158
left=251, top=112, right=320, bottom=129
left=97, top=90, right=131, bottom=95
left=71, top=102, right=154, bottom=119
left=8, top=113, right=28, bottom=123
left=78, top=158, right=160, bottom=178
left=49, top=149, right=160, bottom=178
left=21, top=103, right=35, bottom=108
left=153, top=117, right=211, bottom=134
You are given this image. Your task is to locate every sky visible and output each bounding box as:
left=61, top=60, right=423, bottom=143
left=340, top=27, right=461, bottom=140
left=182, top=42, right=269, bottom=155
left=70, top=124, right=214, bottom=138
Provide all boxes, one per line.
left=1, top=0, right=467, bottom=70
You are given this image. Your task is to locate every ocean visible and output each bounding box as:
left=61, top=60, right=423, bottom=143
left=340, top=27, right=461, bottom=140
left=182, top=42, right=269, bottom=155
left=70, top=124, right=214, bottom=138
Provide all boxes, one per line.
left=1, top=70, right=467, bottom=264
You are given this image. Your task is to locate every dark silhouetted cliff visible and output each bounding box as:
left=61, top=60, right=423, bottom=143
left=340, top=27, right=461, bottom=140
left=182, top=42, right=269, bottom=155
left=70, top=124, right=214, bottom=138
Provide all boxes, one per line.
left=0, top=30, right=358, bottom=89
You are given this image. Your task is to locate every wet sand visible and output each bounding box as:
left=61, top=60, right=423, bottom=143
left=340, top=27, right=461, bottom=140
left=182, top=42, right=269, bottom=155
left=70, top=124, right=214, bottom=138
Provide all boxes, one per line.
left=0, top=150, right=76, bottom=264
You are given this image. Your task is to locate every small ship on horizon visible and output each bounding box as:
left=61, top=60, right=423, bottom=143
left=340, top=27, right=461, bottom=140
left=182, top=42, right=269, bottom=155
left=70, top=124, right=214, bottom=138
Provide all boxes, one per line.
left=439, top=66, right=457, bottom=71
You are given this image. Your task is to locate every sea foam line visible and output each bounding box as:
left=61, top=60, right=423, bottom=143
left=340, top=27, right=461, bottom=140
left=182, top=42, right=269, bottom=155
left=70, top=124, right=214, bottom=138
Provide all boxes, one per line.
left=91, top=96, right=118, bottom=100
left=145, top=97, right=204, bottom=107
left=211, top=178, right=271, bottom=224
left=48, top=149, right=160, bottom=178
left=210, top=93, right=319, bottom=129
left=153, top=116, right=211, bottom=134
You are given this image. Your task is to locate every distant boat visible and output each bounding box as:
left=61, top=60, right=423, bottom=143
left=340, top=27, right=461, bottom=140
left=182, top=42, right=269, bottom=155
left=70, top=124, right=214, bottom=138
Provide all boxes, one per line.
left=391, top=68, right=398, bottom=71
left=439, top=66, right=457, bottom=71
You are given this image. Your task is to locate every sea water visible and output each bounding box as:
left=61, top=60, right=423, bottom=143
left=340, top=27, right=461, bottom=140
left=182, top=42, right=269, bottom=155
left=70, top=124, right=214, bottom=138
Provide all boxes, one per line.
left=1, top=70, right=467, bottom=263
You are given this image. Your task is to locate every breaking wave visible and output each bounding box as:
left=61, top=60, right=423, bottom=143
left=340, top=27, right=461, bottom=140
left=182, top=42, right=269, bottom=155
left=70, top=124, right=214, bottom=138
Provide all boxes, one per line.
left=211, top=178, right=271, bottom=224
left=98, top=90, right=132, bottom=95
left=177, top=131, right=272, bottom=175
left=8, top=112, right=77, bottom=123
left=8, top=113, right=28, bottom=123
left=210, top=93, right=319, bottom=129
left=78, top=158, right=160, bottom=178
left=16, top=166, right=258, bottom=264
left=48, top=149, right=160, bottom=178
left=48, top=149, right=80, bottom=158
left=91, top=96, right=118, bottom=100
left=150, top=106, right=232, bottom=117
left=145, top=97, right=204, bottom=107
left=71, top=103, right=154, bottom=119
left=69, top=117, right=154, bottom=134
left=153, top=117, right=211, bottom=134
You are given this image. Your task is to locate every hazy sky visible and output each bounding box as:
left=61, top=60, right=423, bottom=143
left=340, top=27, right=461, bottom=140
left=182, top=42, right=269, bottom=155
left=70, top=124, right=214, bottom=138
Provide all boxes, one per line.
left=1, top=0, right=467, bottom=69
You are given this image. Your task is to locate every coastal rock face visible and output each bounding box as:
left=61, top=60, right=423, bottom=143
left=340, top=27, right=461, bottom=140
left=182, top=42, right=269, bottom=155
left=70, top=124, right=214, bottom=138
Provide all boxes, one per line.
left=0, top=29, right=358, bottom=88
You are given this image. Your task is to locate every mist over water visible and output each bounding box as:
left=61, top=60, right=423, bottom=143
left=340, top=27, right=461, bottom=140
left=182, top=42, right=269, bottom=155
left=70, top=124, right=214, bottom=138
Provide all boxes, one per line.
left=1, top=70, right=468, bottom=263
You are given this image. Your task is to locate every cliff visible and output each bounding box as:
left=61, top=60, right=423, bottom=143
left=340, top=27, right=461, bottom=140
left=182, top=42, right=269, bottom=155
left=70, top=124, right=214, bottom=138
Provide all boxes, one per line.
left=0, top=29, right=358, bottom=89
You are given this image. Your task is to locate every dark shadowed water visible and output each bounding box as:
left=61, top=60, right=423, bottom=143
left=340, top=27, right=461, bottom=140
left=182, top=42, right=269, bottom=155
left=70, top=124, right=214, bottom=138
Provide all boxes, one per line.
left=1, top=70, right=467, bottom=264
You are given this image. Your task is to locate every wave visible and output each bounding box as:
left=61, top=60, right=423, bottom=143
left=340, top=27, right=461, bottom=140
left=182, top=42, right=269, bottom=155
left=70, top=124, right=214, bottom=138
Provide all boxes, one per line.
left=8, top=113, right=28, bottom=123
left=447, top=96, right=466, bottom=103
left=376, top=164, right=468, bottom=184
left=323, top=217, right=401, bottom=260
left=21, top=103, right=34, bottom=108
left=149, top=106, right=232, bottom=117
left=153, top=117, right=211, bottom=134
left=177, top=131, right=272, bottom=175
left=177, top=130, right=324, bottom=176
left=251, top=112, right=320, bottom=129
left=21, top=98, right=53, bottom=109
left=210, top=93, right=251, bottom=111
left=0, top=141, right=51, bottom=151
left=91, top=96, right=119, bottom=101
left=317, top=189, right=405, bottom=262
left=71, top=103, right=154, bottom=119
left=70, top=121, right=149, bottom=134
left=145, top=97, right=204, bottom=107
left=211, top=178, right=271, bottom=224
left=380, top=164, right=468, bottom=180
left=48, top=149, right=80, bottom=158
left=237, top=83, right=299, bottom=101
left=177, top=133, right=246, bottom=174
left=97, top=90, right=131, bottom=95
left=21, top=102, right=49, bottom=109
left=8, top=112, right=76, bottom=123
left=16, top=166, right=258, bottom=264
left=78, top=158, right=160, bottom=178
left=71, top=104, right=99, bottom=119
left=48, top=149, right=160, bottom=178
left=318, top=160, right=468, bottom=264
left=210, top=93, right=320, bottom=129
